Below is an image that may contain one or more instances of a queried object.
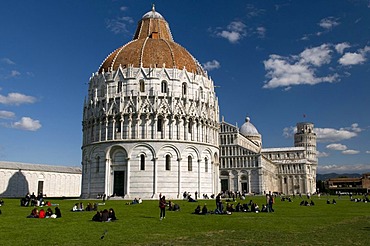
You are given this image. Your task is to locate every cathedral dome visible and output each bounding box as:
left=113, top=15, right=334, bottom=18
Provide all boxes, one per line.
left=240, top=117, right=259, bottom=136
left=99, top=6, right=205, bottom=75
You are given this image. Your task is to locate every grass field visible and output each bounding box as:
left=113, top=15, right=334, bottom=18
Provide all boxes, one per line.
left=0, top=195, right=369, bottom=245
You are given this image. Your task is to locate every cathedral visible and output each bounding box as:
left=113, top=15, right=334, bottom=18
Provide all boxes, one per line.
left=81, top=7, right=317, bottom=199
left=220, top=118, right=317, bottom=195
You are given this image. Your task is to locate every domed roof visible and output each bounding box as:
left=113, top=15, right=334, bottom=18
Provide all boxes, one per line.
left=99, top=6, right=205, bottom=75
left=240, top=117, right=259, bottom=136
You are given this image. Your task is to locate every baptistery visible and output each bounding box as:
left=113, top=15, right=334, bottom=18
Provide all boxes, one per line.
left=81, top=6, right=220, bottom=199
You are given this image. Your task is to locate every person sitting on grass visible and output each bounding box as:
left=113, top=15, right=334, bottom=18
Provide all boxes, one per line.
left=39, top=209, right=46, bottom=218
left=101, top=209, right=109, bottom=222
left=27, top=208, right=39, bottom=218
left=201, top=204, right=208, bottom=215
left=45, top=208, right=53, bottom=218
left=193, top=205, right=201, bottom=214
left=71, top=203, right=78, bottom=211
left=55, top=207, right=62, bottom=218
left=108, top=208, right=117, bottom=221
left=0, top=199, right=4, bottom=206
left=132, top=198, right=139, bottom=204
left=332, top=199, right=337, bottom=204
left=92, top=211, right=101, bottom=222
left=171, top=203, right=180, bottom=211
left=86, top=202, right=93, bottom=211
left=310, top=200, right=315, bottom=206
left=235, top=202, right=243, bottom=212
left=254, top=203, right=260, bottom=213
left=261, top=204, right=268, bottom=212
left=188, top=195, right=197, bottom=202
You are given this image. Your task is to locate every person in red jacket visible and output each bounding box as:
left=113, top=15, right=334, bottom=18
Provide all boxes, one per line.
left=39, top=209, right=45, bottom=218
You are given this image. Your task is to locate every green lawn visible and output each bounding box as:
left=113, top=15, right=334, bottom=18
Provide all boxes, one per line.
left=0, top=195, right=369, bottom=245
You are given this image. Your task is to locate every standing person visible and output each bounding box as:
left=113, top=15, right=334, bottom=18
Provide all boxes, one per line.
left=159, top=193, right=166, bottom=220
left=215, top=193, right=222, bottom=212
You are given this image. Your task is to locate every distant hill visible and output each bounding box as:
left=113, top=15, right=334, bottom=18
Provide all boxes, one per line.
left=317, top=173, right=362, bottom=181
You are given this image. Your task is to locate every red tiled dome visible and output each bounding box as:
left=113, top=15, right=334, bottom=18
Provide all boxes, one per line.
left=99, top=7, right=205, bottom=75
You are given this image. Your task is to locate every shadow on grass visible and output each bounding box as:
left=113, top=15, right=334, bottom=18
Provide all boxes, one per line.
left=140, top=215, right=156, bottom=219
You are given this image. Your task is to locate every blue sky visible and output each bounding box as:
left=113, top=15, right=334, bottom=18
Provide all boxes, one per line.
left=0, top=0, right=369, bottom=174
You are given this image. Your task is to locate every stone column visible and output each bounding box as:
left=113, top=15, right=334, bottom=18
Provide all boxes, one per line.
left=135, top=117, right=140, bottom=139
left=105, top=117, right=108, bottom=141
left=145, top=115, right=149, bottom=139
left=128, top=117, right=132, bottom=139
left=126, top=157, right=131, bottom=197
left=177, top=158, right=182, bottom=198
left=112, top=118, right=116, bottom=140
left=120, top=115, right=124, bottom=140
left=153, top=117, right=157, bottom=139
left=170, top=117, right=175, bottom=140
left=104, top=158, right=111, bottom=197
left=198, top=159, right=201, bottom=195
left=99, top=120, right=102, bottom=142
left=162, top=116, right=167, bottom=139
left=184, top=118, right=188, bottom=140
left=152, top=157, right=158, bottom=197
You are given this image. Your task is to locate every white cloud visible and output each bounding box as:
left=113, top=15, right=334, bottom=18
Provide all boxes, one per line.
left=256, top=27, right=266, bottom=38
left=216, top=21, right=246, bottom=43
left=342, top=149, right=360, bottom=155
left=283, top=123, right=360, bottom=143
left=120, top=6, right=128, bottom=11
left=1, top=58, right=15, bottom=65
left=106, top=16, right=134, bottom=34
left=202, top=60, right=221, bottom=71
left=246, top=4, right=265, bottom=18
left=300, top=44, right=332, bottom=66
left=315, top=126, right=358, bottom=143
left=11, top=117, right=41, bottom=131
left=283, top=126, right=295, bottom=138
left=318, top=164, right=370, bottom=174
left=339, top=52, right=366, bottom=65
left=263, top=44, right=339, bottom=89
left=0, top=92, right=36, bottom=105
left=317, top=151, right=329, bottom=158
left=318, top=17, right=340, bottom=29
left=9, top=70, right=20, bottom=78
left=366, top=151, right=370, bottom=154
left=339, top=45, right=370, bottom=66
left=0, top=110, right=15, bottom=119
left=326, top=143, right=347, bottom=151
left=335, top=42, right=350, bottom=54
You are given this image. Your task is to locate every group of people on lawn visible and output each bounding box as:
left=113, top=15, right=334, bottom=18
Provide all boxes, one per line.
left=92, top=208, right=117, bottom=222
left=27, top=207, right=62, bottom=219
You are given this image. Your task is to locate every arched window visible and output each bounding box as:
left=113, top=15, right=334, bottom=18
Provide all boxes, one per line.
left=205, top=157, right=208, bottom=172
left=161, top=81, right=167, bottom=93
left=165, top=154, right=171, bottom=171
left=117, top=81, right=122, bottom=93
left=140, top=80, right=145, bottom=92
left=182, top=82, right=187, bottom=96
left=96, top=156, right=100, bottom=173
left=188, top=156, right=192, bottom=171
left=188, top=119, right=192, bottom=133
left=140, top=154, right=145, bottom=170
left=157, top=118, right=163, bottom=132
left=199, top=87, right=204, bottom=99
